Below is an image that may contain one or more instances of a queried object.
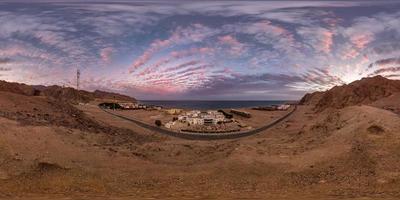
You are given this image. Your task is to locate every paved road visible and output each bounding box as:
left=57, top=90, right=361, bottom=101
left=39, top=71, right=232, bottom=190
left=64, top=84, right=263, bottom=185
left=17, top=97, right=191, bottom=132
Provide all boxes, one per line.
left=100, top=106, right=297, bottom=140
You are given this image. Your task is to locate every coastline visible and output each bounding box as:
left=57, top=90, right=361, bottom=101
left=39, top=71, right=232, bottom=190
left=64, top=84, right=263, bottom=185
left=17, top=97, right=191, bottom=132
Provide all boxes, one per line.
left=138, top=100, right=293, bottom=110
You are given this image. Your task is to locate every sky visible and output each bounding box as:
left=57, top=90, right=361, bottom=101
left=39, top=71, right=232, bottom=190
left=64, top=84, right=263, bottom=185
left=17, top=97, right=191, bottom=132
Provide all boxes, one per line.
left=1, top=1, right=400, bottom=100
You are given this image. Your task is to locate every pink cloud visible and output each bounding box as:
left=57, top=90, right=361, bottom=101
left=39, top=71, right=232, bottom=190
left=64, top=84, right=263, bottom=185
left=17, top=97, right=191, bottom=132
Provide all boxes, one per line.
left=361, top=54, right=369, bottom=64
left=129, top=32, right=181, bottom=73
left=100, top=47, right=113, bottom=63
left=129, top=24, right=215, bottom=73
left=137, top=57, right=172, bottom=77
left=247, top=20, right=297, bottom=52
left=135, top=60, right=212, bottom=93
left=323, top=17, right=340, bottom=28
left=297, top=27, right=334, bottom=54
left=0, top=44, right=52, bottom=61
left=342, top=47, right=359, bottom=60
left=218, top=35, right=246, bottom=56
left=162, top=60, right=201, bottom=73
left=136, top=47, right=214, bottom=77
left=350, top=34, right=373, bottom=49
left=321, top=30, right=333, bottom=54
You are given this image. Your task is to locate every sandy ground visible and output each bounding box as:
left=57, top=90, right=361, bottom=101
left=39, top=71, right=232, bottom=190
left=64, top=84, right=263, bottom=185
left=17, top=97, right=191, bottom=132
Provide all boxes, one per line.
left=1, top=91, right=400, bottom=199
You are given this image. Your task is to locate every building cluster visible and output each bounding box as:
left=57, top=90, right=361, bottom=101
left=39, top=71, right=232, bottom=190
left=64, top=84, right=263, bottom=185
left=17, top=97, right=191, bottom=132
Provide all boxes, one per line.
left=165, top=110, right=245, bottom=132
left=252, top=104, right=291, bottom=111
left=178, top=110, right=226, bottom=125
left=277, top=104, right=291, bottom=110
left=105, top=102, right=162, bottom=110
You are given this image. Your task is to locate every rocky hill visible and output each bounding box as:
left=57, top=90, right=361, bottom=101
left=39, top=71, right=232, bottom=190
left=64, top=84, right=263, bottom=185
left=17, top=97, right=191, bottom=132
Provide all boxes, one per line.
left=0, top=80, right=40, bottom=96
left=300, top=76, right=400, bottom=112
left=0, top=80, right=136, bottom=103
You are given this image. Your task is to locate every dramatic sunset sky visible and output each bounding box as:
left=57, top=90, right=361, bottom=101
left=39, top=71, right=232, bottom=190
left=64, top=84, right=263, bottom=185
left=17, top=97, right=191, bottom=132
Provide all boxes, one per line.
left=1, top=1, right=400, bottom=100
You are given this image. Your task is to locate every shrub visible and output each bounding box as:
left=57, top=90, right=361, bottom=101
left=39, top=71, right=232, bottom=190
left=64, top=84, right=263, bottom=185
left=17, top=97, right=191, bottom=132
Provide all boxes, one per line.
left=155, top=120, right=162, bottom=127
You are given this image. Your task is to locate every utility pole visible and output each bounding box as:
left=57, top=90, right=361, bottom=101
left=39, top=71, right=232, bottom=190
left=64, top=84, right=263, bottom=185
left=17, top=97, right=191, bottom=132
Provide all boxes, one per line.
left=76, top=69, right=80, bottom=91
left=76, top=68, right=81, bottom=105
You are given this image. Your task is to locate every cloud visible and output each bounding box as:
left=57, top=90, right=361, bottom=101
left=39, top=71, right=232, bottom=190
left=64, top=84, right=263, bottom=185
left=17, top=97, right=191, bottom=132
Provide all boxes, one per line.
left=218, top=35, right=247, bottom=56
left=298, top=27, right=334, bottom=54
left=298, top=68, right=345, bottom=90
left=0, top=57, right=12, bottom=64
left=372, top=42, right=400, bottom=55
left=100, top=47, right=113, bottom=63
left=129, top=23, right=217, bottom=73
left=366, top=57, right=400, bottom=77
left=374, top=57, right=400, bottom=66
left=0, top=67, right=11, bottom=71
left=350, top=34, right=373, bottom=49
left=223, top=20, right=301, bottom=58
left=161, top=60, right=201, bottom=73
left=77, top=13, right=158, bottom=36
left=181, top=72, right=308, bottom=100
left=135, top=47, right=214, bottom=77
left=368, top=66, right=400, bottom=77
left=1, top=1, right=400, bottom=100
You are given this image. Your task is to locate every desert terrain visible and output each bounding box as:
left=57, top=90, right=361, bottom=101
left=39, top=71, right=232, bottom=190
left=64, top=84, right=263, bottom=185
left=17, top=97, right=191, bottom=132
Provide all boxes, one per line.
left=0, top=76, right=400, bottom=199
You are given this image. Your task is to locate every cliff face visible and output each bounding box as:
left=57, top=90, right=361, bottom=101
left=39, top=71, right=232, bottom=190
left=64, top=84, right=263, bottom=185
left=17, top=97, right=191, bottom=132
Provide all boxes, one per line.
left=300, top=76, right=400, bottom=111
left=0, top=80, right=136, bottom=103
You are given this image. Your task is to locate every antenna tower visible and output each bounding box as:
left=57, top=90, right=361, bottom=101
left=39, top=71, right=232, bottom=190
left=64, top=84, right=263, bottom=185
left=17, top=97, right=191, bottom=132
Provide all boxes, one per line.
left=76, top=69, right=80, bottom=90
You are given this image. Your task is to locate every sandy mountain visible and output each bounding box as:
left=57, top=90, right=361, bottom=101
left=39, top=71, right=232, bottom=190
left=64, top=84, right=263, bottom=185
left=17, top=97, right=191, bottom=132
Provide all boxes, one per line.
left=0, top=80, right=136, bottom=103
left=300, top=76, right=400, bottom=112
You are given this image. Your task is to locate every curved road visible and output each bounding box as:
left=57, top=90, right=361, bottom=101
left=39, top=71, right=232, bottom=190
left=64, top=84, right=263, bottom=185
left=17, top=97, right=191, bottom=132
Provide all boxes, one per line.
left=100, top=106, right=297, bottom=140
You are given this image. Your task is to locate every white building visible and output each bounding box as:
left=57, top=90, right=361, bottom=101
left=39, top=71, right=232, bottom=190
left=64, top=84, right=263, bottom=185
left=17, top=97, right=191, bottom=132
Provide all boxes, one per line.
left=187, top=117, right=204, bottom=125
left=118, top=102, right=137, bottom=109
left=277, top=104, right=290, bottom=110
left=165, top=121, right=175, bottom=129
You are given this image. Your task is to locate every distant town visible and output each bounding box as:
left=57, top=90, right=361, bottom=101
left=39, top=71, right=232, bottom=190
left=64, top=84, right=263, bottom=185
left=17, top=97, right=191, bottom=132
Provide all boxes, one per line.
left=99, top=101, right=292, bottom=134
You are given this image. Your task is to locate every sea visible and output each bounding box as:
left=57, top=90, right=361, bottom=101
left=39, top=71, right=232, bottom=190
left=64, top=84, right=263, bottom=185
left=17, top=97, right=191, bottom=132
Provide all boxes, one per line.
left=139, top=100, right=289, bottom=110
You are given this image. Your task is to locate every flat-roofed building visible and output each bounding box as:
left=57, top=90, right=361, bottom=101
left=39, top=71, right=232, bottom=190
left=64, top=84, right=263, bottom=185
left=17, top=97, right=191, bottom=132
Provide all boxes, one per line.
left=165, top=109, right=182, bottom=115
left=187, top=117, right=204, bottom=125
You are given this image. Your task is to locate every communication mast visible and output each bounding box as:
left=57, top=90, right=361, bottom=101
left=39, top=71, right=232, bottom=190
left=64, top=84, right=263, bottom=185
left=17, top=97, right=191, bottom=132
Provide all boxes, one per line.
left=76, top=68, right=81, bottom=104
left=76, top=69, right=80, bottom=90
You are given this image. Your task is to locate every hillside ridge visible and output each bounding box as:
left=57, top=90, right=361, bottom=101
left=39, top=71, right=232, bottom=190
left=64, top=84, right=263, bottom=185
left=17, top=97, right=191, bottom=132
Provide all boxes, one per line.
left=0, top=80, right=136, bottom=103
left=300, top=75, right=400, bottom=112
